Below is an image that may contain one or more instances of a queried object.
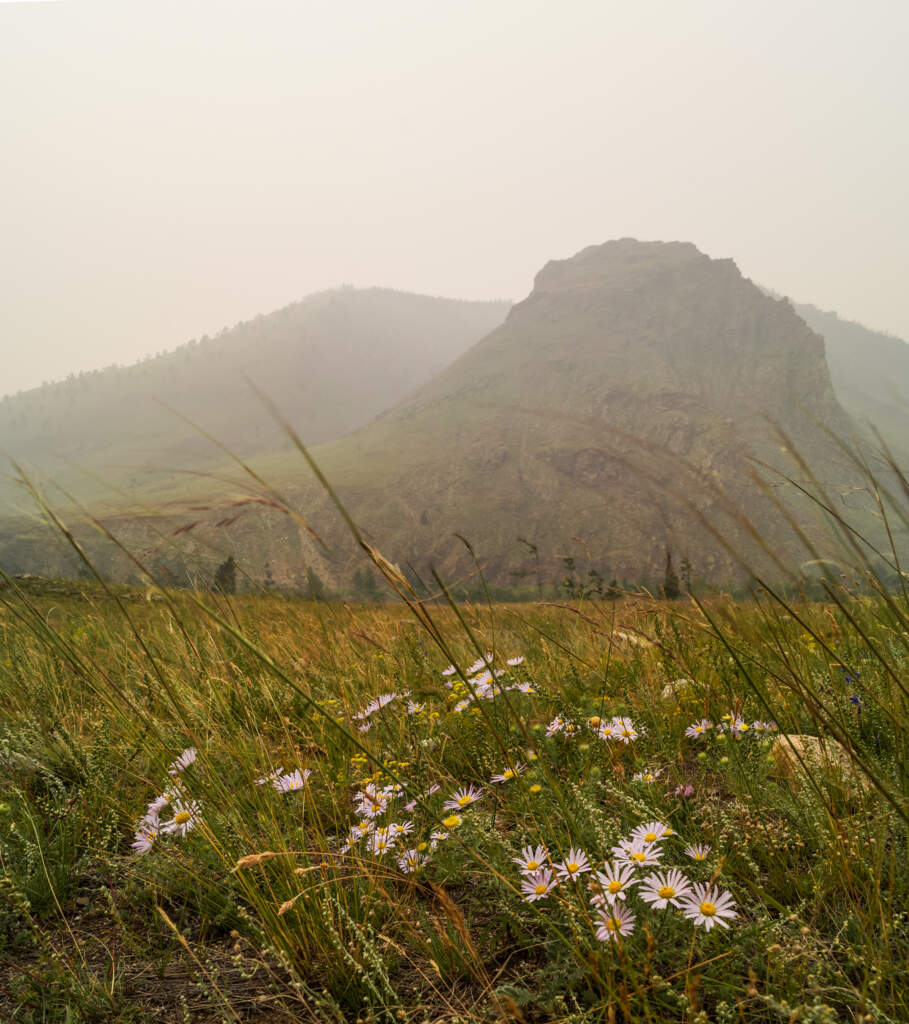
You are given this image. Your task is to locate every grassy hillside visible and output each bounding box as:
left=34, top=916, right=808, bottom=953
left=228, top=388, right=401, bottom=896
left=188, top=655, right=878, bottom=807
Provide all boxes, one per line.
left=0, top=288, right=509, bottom=512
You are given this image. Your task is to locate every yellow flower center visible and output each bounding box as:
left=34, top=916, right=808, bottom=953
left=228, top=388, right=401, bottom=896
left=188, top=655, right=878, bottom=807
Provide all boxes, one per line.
left=608, top=880, right=622, bottom=893
left=631, top=852, right=646, bottom=862
left=693, top=853, right=705, bottom=860
left=621, top=729, right=633, bottom=737
left=700, top=901, right=717, bottom=916
left=457, top=795, right=472, bottom=806
left=377, top=841, right=387, bottom=851
left=503, top=770, right=514, bottom=780
left=567, top=861, right=579, bottom=873
left=417, top=842, right=428, bottom=852
left=739, top=723, right=749, bottom=731
left=526, top=859, right=539, bottom=871
left=605, top=917, right=619, bottom=932
left=442, top=814, right=461, bottom=828
left=534, top=883, right=546, bottom=895
left=658, top=885, right=675, bottom=899
left=529, top=785, right=542, bottom=794
left=174, top=811, right=190, bottom=825
left=644, top=832, right=657, bottom=842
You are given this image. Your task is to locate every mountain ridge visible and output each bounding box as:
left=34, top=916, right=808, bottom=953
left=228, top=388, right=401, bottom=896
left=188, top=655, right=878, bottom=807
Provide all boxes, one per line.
left=2, top=239, right=902, bottom=591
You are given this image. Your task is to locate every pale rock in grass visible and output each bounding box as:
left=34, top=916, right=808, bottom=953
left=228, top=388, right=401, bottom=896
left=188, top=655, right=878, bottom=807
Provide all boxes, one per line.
left=769, top=733, right=868, bottom=795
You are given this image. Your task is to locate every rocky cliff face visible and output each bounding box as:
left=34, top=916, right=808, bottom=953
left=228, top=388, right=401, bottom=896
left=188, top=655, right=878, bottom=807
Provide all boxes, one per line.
left=287, top=239, right=865, bottom=587
left=1, top=240, right=873, bottom=590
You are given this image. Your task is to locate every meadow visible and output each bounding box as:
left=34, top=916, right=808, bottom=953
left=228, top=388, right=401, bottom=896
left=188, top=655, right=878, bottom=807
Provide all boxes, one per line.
left=0, top=572, right=905, bottom=1023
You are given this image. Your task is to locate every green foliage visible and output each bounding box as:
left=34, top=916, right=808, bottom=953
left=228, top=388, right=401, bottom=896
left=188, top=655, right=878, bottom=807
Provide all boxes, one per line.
left=213, top=554, right=236, bottom=595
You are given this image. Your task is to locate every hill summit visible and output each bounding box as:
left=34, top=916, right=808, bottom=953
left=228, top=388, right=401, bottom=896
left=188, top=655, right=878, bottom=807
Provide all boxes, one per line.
left=288, top=239, right=863, bottom=588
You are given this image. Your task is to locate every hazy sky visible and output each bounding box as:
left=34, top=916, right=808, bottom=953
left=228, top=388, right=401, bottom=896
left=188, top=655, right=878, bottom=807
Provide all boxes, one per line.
left=2, top=0, right=907, bottom=396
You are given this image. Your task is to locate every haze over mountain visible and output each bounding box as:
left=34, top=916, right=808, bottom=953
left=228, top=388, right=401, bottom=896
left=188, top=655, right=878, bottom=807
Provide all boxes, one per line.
left=3, top=239, right=884, bottom=591
left=0, top=288, right=509, bottom=512
left=791, top=302, right=909, bottom=460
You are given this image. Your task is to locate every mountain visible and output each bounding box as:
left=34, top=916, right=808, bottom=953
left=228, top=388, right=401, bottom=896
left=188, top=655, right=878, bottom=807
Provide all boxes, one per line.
left=0, top=288, right=510, bottom=512
left=790, top=302, right=909, bottom=459
left=5, top=239, right=876, bottom=591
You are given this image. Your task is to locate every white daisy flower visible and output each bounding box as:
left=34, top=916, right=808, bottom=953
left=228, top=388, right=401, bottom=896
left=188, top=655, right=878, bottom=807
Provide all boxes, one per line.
left=144, top=793, right=171, bottom=821
left=254, top=767, right=284, bottom=787
left=168, top=748, right=197, bottom=775
left=453, top=699, right=472, bottom=713
left=630, top=821, right=673, bottom=845
left=554, top=847, right=591, bottom=881
left=513, top=844, right=549, bottom=874
left=678, top=882, right=737, bottom=931
left=162, top=800, right=201, bottom=838
left=369, top=833, right=397, bottom=856
left=131, top=825, right=158, bottom=854
left=638, top=869, right=693, bottom=909
left=466, top=654, right=493, bottom=675
left=595, top=904, right=636, bottom=942
left=685, top=719, right=713, bottom=738
left=273, top=769, right=311, bottom=793
left=443, top=785, right=484, bottom=811
left=429, top=830, right=449, bottom=848
left=612, top=838, right=662, bottom=867
left=723, top=716, right=749, bottom=738
left=613, top=717, right=639, bottom=744
left=355, top=794, right=389, bottom=819
left=506, top=656, right=525, bottom=666
left=521, top=868, right=557, bottom=902
left=631, top=769, right=662, bottom=783
left=509, top=681, right=536, bottom=694
left=546, top=716, right=567, bottom=737
left=397, top=848, right=430, bottom=873
left=353, top=692, right=402, bottom=722
left=597, top=720, right=617, bottom=741
left=589, top=861, right=638, bottom=905
left=491, top=762, right=526, bottom=784
left=340, top=824, right=372, bottom=853
left=406, top=701, right=426, bottom=715
left=389, top=821, right=414, bottom=838
left=684, top=843, right=711, bottom=861
left=441, top=665, right=458, bottom=677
